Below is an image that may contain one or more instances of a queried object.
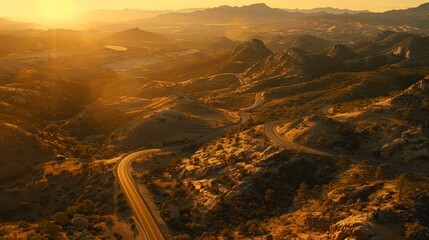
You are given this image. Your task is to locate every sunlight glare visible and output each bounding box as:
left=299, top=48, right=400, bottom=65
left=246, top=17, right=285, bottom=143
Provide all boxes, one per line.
left=39, top=0, right=75, bottom=21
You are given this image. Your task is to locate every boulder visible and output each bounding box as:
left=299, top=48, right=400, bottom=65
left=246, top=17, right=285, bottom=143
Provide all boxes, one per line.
left=371, top=209, right=413, bottom=224
left=70, top=229, right=95, bottom=240
left=380, top=139, right=404, bottom=159
left=296, top=212, right=332, bottom=232
left=71, top=217, right=89, bottom=230
left=195, top=163, right=225, bottom=179
left=331, top=214, right=375, bottom=240
left=327, top=183, right=381, bottom=204
left=380, top=127, right=429, bottom=162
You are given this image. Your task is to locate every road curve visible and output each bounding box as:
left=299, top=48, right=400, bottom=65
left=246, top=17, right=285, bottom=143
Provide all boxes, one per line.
left=263, top=120, right=429, bottom=176
left=117, top=92, right=264, bottom=240
left=117, top=150, right=163, bottom=240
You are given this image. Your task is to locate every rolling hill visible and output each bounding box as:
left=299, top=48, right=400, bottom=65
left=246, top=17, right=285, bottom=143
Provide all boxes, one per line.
left=105, top=27, right=169, bottom=45
left=0, top=18, right=36, bottom=31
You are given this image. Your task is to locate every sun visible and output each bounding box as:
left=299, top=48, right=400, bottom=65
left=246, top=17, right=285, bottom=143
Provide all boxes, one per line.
left=39, top=0, right=75, bottom=21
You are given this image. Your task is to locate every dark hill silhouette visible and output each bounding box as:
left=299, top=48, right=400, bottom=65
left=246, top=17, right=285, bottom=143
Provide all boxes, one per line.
left=325, top=44, right=359, bottom=60
left=106, top=27, right=168, bottom=44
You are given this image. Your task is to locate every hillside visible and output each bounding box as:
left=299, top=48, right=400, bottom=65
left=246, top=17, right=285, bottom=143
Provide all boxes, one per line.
left=352, top=31, right=429, bottom=58
left=0, top=122, right=54, bottom=181
left=150, top=3, right=304, bottom=24
left=3, top=3, right=429, bottom=240
left=107, top=96, right=234, bottom=150
left=212, top=39, right=272, bottom=74
left=64, top=95, right=235, bottom=151
left=358, top=3, right=429, bottom=27
left=0, top=18, right=36, bottom=31
left=105, top=27, right=169, bottom=45
left=277, top=77, right=429, bottom=167
left=324, top=44, right=359, bottom=60
left=284, top=7, right=370, bottom=14
left=242, top=48, right=338, bottom=84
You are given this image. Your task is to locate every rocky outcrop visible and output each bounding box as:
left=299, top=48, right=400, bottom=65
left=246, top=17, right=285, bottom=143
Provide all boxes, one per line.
left=69, top=229, right=95, bottom=240
left=297, top=212, right=332, bottom=232
left=380, top=127, right=429, bottom=163
left=327, top=183, right=382, bottom=204
left=71, top=217, right=89, bottom=230
left=371, top=209, right=413, bottom=224
left=325, top=44, right=360, bottom=60
left=195, top=163, right=226, bottom=179
left=242, top=48, right=338, bottom=81
left=331, top=214, right=375, bottom=240
left=230, top=39, right=272, bottom=62
left=403, top=78, right=429, bottom=94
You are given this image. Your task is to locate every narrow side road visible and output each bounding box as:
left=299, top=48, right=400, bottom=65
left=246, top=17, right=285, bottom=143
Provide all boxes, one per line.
left=264, top=120, right=429, bottom=176
left=116, top=92, right=264, bottom=240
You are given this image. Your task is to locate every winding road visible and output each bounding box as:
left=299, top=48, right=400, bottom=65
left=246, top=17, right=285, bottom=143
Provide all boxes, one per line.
left=117, top=87, right=429, bottom=240
left=263, top=120, right=429, bottom=176
left=116, top=92, right=264, bottom=240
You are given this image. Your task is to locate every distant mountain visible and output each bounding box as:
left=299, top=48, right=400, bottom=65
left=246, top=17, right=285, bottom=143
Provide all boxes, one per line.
left=72, top=8, right=204, bottom=23
left=320, top=3, right=429, bottom=28
left=266, top=34, right=331, bottom=53
left=243, top=48, right=338, bottom=82
left=352, top=31, right=429, bottom=61
left=325, top=44, right=359, bottom=60
left=211, top=39, right=273, bottom=74
left=105, top=27, right=168, bottom=45
left=72, top=9, right=172, bottom=23
left=375, top=3, right=429, bottom=26
left=284, top=7, right=370, bottom=15
left=0, top=18, right=36, bottom=31
left=149, top=3, right=304, bottom=24
left=0, top=29, right=44, bottom=37
left=230, top=39, right=272, bottom=62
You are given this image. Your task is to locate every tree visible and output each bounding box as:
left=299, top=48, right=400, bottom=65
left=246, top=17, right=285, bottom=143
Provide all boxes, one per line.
left=294, top=182, right=310, bottom=208
left=51, top=212, right=69, bottom=227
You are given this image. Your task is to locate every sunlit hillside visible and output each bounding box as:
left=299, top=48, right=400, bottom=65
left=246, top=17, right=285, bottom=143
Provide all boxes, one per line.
left=1, top=1, right=429, bottom=240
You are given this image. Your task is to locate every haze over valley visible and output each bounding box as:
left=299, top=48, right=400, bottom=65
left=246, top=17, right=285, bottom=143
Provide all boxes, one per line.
left=1, top=1, right=429, bottom=239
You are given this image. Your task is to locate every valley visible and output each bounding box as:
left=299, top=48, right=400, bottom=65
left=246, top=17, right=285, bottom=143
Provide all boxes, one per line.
left=1, top=2, right=429, bottom=240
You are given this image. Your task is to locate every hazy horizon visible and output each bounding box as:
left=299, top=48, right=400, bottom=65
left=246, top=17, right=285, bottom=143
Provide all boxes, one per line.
left=2, top=0, right=429, bottom=239
left=1, top=0, right=428, bottom=23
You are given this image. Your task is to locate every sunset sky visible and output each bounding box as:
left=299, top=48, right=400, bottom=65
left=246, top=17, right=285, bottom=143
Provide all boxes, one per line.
left=1, top=0, right=428, bottom=21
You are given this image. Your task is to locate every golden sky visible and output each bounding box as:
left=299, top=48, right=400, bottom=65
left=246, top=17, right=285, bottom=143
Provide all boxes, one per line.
left=1, top=0, right=428, bottom=21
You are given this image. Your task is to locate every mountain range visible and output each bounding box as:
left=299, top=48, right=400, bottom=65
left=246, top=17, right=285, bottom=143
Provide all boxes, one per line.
left=284, top=7, right=370, bottom=14
left=1, top=3, right=429, bottom=31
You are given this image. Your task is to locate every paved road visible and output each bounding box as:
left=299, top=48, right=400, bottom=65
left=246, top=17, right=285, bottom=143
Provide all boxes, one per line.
left=117, top=150, right=164, bottom=240
left=263, top=120, right=429, bottom=176
left=116, top=92, right=264, bottom=240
